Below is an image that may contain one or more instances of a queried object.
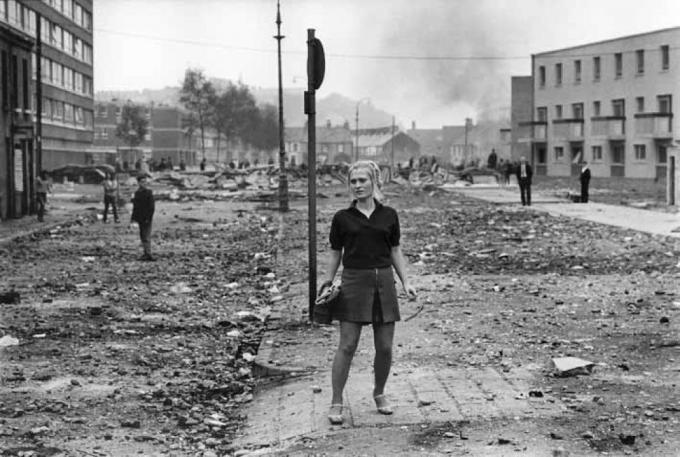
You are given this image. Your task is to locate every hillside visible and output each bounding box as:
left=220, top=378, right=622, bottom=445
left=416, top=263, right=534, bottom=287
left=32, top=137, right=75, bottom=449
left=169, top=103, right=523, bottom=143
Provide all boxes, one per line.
left=96, top=82, right=394, bottom=129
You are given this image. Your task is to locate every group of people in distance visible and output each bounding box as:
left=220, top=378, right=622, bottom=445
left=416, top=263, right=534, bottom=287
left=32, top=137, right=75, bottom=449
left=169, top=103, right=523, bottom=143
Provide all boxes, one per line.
left=488, top=151, right=591, bottom=206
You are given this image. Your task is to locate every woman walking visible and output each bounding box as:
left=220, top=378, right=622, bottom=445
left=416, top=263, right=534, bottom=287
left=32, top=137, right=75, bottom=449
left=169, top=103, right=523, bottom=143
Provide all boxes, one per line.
left=319, top=160, right=417, bottom=425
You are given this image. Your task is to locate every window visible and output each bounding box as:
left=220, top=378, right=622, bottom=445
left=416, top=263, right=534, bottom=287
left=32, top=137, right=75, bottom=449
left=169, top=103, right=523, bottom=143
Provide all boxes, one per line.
left=661, top=45, right=670, bottom=70
left=615, top=53, right=623, bottom=78
left=40, top=56, right=50, bottom=82
left=22, top=57, right=28, bottom=111
left=24, top=8, right=36, bottom=37
left=572, top=103, right=583, bottom=119
left=64, top=103, right=74, bottom=124
left=634, top=144, right=646, bottom=160
left=74, top=72, right=82, bottom=93
left=83, top=76, right=92, bottom=95
left=42, top=97, right=51, bottom=118
left=75, top=106, right=83, bottom=126
left=31, top=53, right=36, bottom=80
left=636, top=97, right=644, bottom=113
left=82, top=9, right=92, bottom=30
left=555, top=104, right=563, bottom=119
left=40, top=17, right=49, bottom=43
left=658, top=94, right=672, bottom=113
left=51, top=61, right=61, bottom=86
left=84, top=109, right=93, bottom=128
left=612, top=99, right=625, bottom=117
left=51, top=23, right=62, bottom=49
left=636, top=49, right=644, bottom=74
left=593, top=101, right=601, bottom=116
left=63, top=31, right=72, bottom=56
left=7, top=0, right=18, bottom=26
left=82, top=43, right=92, bottom=64
left=338, top=144, right=344, bottom=153
left=538, top=66, right=546, bottom=87
left=74, top=3, right=82, bottom=24
left=96, top=104, right=106, bottom=117
left=53, top=100, right=63, bottom=122
left=63, top=67, right=73, bottom=90
left=73, top=37, right=81, bottom=58
left=0, top=0, right=5, bottom=20
left=555, top=63, right=562, bottom=85
left=554, top=146, right=564, bottom=160
left=115, top=106, right=122, bottom=119
left=63, top=0, right=72, bottom=18
left=658, top=146, right=667, bottom=164
left=537, top=107, right=547, bottom=122
left=592, top=145, right=603, bottom=161
left=574, top=60, right=581, bottom=83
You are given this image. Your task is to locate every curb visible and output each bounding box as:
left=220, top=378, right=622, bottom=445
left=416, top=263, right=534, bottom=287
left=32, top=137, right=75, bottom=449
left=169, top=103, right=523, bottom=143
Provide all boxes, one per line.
left=253, top=211, right=311, bottom=379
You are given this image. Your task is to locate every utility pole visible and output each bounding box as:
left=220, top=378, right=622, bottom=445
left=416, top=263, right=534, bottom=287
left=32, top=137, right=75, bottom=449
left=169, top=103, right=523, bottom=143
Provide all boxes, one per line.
left=391, top=115, right=395, bottom=170
left=354, top=105, right=359, bottom=161
left=274, top=0, right=289, bottom=211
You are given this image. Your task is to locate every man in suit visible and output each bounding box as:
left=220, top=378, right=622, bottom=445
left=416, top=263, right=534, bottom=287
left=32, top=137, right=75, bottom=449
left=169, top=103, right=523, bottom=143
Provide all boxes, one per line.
left=516, top=156, right=533, bottom=206
left=579, top=161, right=591, bottom=203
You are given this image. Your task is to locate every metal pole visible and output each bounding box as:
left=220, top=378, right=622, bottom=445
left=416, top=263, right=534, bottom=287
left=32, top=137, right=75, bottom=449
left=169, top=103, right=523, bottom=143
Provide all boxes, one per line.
left=307, top=29, right=317, bottom=321
left=275, top=0, right=289, bottom=211
left=391, top=115, right=395, bottom=170
left=355, top=104, right=359, bottom=161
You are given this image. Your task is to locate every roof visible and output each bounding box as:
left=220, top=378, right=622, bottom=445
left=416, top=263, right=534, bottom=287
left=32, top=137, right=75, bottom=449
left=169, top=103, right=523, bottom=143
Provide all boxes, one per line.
left=407, top=129, right=446, bottom=156
left=534, top=26, right=680, bottom=57
left=357, top=130, right=419, bottom=148
left=285, top=126, right=353, bottom=143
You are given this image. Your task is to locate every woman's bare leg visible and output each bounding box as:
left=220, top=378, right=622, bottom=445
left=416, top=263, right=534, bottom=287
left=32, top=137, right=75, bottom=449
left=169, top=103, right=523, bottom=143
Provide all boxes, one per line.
left=331, top=321, right=363, bottom=405
left=372, top=322, right=395, bottom=398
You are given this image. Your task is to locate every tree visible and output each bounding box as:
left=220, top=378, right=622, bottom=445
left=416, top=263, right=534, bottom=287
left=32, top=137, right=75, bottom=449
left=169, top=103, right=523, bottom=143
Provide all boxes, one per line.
left=212, top=82, right=258, bottom=163
left=244, top=103, right=278, bottom=152
left=179, top=68, right=215, bottom=160
left=115, top=103, right=149, bottom=148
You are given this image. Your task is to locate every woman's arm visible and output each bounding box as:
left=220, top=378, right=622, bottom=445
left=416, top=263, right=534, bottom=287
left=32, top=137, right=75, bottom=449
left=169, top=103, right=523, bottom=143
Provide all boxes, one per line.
left=319, top=249, right=342, bottom=295
left=391, top=245, right=417, bottom=298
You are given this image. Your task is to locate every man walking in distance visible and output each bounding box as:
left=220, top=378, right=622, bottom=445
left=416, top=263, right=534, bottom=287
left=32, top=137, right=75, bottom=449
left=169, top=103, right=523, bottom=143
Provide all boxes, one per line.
left=579, top=160, right=591, bottom=203
left=516, top=156, right=533, bottom=206
left=130, top=173, right=155, bottom=261
left=35, top=171, right=52, bottom=222
left=102, top=172, right=120, bottom=223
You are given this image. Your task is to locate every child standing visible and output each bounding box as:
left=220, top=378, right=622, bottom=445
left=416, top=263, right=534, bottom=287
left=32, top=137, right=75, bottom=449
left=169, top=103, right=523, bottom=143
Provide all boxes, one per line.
left=130, top=174, right=155, bottom=261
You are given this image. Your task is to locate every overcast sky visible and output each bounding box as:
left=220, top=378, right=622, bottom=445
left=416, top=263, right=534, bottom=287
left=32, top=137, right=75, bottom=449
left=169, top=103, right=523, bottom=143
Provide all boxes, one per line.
left=94, top=0, right=680, bottom=128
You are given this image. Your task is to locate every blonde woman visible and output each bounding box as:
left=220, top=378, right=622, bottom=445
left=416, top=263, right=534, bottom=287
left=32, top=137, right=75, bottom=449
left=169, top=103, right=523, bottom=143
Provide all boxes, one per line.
left=319, top=160, right=417, bottom=425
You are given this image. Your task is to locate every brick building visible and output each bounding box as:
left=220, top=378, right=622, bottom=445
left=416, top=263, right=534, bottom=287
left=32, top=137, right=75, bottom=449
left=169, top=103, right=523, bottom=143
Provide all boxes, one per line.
left=513, top=27, right=679, bottom=178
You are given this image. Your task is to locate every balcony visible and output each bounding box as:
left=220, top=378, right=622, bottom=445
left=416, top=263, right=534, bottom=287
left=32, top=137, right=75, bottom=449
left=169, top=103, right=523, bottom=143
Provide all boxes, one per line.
left=552, top=119, right=584, bottom=141
left=634, top=113, right=673, bottom=139
left=517, top=121, right=547, bottom=143
left=591, top=116, right=626, bottom=140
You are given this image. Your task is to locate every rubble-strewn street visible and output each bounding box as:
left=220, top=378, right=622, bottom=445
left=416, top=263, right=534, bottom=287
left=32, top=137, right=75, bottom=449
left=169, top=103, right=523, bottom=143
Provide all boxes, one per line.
left=2, top=177, right=680, bottom=456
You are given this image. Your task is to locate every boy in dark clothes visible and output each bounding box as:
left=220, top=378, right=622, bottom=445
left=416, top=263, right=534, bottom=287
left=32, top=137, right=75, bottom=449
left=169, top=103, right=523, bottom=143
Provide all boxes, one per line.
left=131, top=174, right=155, bottom=261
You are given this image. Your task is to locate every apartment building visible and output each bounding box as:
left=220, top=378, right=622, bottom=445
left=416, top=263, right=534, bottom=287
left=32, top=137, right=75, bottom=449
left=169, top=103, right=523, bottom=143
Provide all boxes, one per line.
left=0, top=0, right=94, bottom=219
left=0, top=7, right=34, bottom=219
left=514, top=27, right=679, bottom=179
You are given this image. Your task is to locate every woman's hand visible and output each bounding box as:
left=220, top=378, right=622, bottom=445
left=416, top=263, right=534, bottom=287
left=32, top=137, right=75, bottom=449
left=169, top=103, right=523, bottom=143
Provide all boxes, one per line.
left=403, top=283, right=417, bottom=300
left=317, top=280, right=333, bottom=298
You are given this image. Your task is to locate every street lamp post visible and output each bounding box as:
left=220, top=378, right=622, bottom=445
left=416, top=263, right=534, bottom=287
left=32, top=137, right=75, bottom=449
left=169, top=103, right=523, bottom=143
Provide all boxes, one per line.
left=354, top=98, right=370, bottom=162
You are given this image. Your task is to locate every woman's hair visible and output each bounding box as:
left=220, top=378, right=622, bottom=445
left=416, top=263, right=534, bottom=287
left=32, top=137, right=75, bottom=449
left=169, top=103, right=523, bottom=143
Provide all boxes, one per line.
left=348, top=160, right=384, bottom=202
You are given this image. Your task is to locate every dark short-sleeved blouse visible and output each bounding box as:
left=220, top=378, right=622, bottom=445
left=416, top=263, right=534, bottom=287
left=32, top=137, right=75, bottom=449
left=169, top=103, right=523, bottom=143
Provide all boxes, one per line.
left=329, top=200, right=400, bottom=269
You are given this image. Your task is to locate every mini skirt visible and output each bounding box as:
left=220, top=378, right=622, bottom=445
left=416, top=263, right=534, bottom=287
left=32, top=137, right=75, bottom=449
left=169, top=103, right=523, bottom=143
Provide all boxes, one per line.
left=335, top=267, right=400, bottom=324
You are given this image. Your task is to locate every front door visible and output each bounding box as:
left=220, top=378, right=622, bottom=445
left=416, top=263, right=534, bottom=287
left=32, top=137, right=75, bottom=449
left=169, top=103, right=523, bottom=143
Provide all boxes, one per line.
left=610, top=142, right=625, bottom=177
left=570, top=143, right=583, bottom=176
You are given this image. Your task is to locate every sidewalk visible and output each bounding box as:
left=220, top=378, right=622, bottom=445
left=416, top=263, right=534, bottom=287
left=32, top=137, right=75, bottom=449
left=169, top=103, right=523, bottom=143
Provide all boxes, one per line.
left=445, top=185, right=680, bottom=238
left=0, top=197, right=98, bottom=246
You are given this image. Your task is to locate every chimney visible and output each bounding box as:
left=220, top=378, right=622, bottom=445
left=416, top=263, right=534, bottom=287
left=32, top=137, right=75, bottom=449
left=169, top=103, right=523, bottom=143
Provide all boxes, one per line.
left=411, top=121, right=416, bottom=131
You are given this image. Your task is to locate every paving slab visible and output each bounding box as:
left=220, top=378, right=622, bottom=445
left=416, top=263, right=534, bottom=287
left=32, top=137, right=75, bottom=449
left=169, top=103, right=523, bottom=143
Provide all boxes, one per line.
left=234, top=366, right=566, bottom=450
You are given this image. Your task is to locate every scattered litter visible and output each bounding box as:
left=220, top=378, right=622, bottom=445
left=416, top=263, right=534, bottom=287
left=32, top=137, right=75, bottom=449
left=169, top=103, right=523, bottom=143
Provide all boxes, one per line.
left=0, top=335, right=19, bottom=347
